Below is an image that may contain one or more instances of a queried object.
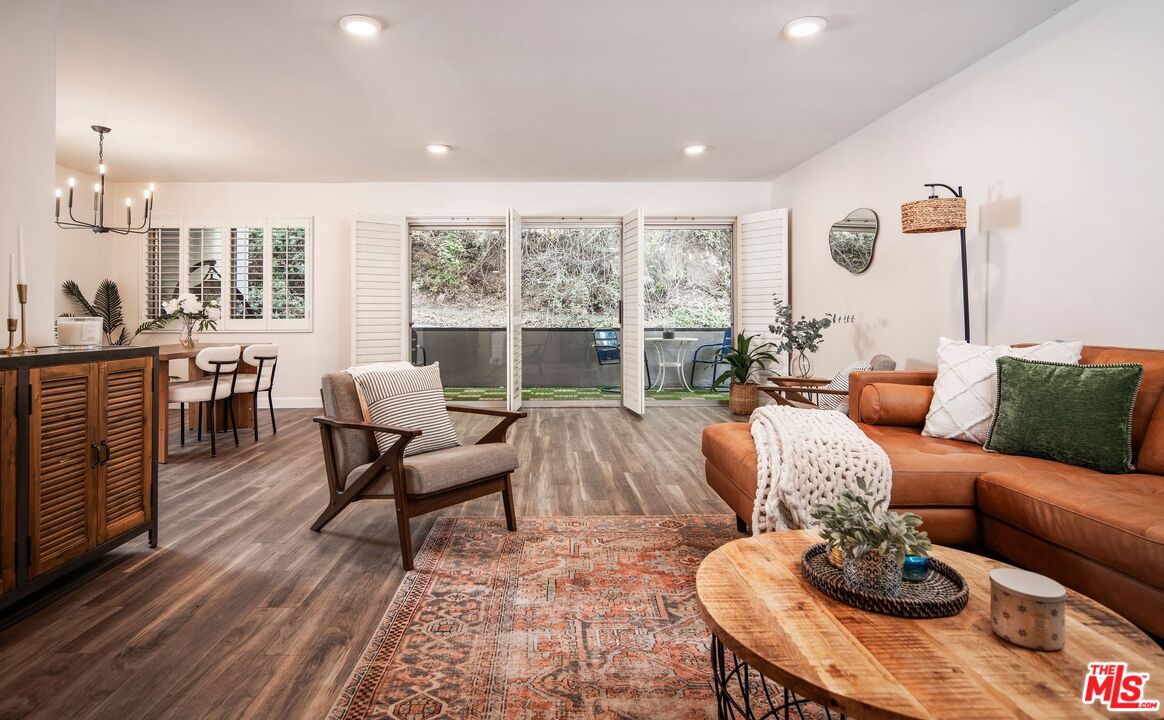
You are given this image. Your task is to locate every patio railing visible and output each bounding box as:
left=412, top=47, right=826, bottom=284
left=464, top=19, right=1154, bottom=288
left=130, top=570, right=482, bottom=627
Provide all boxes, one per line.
left=412, top=327, right=730, bottom=389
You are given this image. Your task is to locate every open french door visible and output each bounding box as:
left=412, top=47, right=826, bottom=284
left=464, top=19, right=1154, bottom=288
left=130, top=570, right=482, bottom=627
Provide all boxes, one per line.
left=620, top=208, right=645, bottom=415
left=506, top=208, right=523, bottom=411
left=350, top=213, right=409, bottom=365
left=734, top=209, right=789, bottom=369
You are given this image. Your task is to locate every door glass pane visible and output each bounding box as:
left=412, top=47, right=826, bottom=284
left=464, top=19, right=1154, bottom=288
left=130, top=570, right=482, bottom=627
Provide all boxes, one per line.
left=410, top=228, right=507, bottom=398
left=521, top=226, right=620, bottom=397
left=643, top=227, right=732, bottom=328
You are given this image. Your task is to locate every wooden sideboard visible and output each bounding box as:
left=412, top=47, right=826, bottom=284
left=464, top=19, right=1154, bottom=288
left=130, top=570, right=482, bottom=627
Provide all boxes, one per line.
left=0, top=346, right=158, bottom=612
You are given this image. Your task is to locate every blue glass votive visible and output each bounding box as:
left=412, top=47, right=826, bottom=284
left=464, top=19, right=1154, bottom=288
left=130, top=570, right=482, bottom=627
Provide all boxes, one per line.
left=902, top=555, right=929, bottom=582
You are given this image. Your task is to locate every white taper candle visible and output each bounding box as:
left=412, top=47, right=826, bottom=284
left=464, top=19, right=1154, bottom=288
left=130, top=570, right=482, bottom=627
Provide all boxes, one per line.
left=16, top=224, right=26, bottom=285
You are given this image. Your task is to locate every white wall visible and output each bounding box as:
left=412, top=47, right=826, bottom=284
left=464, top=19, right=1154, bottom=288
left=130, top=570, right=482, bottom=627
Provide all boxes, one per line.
left=771, top=0, right=1164, bottom=375
left=99, top=181, right=770, bottom=404
left=0, top=1, right=57, bottom=345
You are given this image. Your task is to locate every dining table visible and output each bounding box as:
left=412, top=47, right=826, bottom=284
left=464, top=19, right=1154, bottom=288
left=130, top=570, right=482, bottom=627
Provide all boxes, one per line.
left=156, top=343, right=257, bottom=463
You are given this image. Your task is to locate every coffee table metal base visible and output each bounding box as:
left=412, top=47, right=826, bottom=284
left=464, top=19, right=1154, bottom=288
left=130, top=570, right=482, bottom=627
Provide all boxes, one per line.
left=711, top=635, right=846, bottom=720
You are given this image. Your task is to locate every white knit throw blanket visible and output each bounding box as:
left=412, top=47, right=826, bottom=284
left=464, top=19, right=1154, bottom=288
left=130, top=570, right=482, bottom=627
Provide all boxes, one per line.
left=749, top=405, right=892, bottom=534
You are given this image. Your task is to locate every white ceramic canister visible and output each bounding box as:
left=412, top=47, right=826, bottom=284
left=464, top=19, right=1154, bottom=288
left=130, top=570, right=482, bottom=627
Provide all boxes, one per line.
left=990, top=568, right=1066, bottom=651
left=56, top=316, right=104, bottom=349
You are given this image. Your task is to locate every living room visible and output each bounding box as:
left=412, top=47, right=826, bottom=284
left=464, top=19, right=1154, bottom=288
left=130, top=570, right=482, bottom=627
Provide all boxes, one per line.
left=1, top=1, right=1162, bottom=718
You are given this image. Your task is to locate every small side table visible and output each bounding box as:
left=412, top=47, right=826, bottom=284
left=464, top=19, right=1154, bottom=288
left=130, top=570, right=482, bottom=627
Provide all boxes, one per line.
left=763, top=376, right=832, bottom=406
left=646, top=337, right=698, bottom=391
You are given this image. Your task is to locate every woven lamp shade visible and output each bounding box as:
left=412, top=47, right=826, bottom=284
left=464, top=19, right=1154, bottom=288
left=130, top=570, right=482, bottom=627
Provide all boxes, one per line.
left=901, top=197, right=967, bottom=233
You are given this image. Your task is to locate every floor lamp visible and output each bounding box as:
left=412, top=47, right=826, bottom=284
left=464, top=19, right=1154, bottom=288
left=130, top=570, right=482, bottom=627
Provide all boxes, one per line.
left=901, top=184, right=969, bottom=342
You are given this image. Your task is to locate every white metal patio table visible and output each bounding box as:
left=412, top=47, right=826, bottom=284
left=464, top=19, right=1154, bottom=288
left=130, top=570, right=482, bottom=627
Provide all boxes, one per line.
left=645, top=336, right=699, bottom=391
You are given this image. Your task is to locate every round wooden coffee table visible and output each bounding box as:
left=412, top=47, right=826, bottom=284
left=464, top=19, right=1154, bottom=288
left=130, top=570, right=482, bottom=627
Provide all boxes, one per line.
left=696, top=530, right=1164, bottom=719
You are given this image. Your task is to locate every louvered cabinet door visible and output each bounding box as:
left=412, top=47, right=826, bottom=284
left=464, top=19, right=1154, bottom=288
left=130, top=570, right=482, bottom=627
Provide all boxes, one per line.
left=0, top=370, right=16, bottom=594
left=29, top=363, right=100, bottom=578
left=97, top=357, right=153, bottom=541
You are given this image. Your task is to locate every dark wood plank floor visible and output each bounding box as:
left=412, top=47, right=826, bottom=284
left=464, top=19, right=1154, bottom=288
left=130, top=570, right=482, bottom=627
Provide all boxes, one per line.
left=0, top=405, right=734, bottom=720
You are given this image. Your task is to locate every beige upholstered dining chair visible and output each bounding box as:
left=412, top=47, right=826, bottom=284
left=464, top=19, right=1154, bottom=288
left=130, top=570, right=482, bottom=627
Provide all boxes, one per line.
left=233, top=343, right=279, bottom=441
left=167, top=345, right=241, bottom=457
left=311, top=371, right=526, bottom=570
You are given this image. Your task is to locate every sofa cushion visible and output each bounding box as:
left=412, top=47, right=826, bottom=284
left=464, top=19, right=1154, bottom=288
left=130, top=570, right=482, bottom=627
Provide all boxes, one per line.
left=701, top=422, right=757, bottom=497
left=348, top=443, right=519, bottom=496
left=1084, top=348, right=1164, bottom=469
left=857, top=383, right=932, bottom=427
left=858, top=424, right=1082, bottom=508
left=977, top=470, right=1164, bottom=589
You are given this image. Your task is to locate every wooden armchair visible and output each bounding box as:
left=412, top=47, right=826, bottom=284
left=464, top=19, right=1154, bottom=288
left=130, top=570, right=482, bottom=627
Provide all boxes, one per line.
left=311, top=372, right=526, bottom=570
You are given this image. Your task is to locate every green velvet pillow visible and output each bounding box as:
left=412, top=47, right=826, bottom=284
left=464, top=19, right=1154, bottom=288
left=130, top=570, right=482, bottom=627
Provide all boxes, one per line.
left=984, top=357, right=1143, bottom=473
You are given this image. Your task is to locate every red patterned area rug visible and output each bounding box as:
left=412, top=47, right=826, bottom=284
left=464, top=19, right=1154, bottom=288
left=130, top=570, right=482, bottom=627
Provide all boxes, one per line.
left=327, top=515, right=827, bottom=720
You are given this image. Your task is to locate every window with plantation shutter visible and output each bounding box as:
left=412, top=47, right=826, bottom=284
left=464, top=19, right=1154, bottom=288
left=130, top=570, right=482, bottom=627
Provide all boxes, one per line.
left=230, top=226, right=264, bottom=320
left=186, top=227, right=224, bottom=308
left=144, top=226, right=181, bottom=320
left=271, top=224, right=308, bottom=321
left=141, top=217, right=312, bottom=331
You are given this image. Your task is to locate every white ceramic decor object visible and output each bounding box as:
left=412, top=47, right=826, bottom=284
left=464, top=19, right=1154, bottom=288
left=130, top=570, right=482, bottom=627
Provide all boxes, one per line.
left=56, top=316, right=103, bottom=349
left=990, top=568, right=1066, bottom=651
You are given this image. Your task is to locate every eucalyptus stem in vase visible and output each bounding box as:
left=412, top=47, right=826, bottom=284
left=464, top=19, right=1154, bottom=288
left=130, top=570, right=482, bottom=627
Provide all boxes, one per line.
left=768, top=298, right=854, bottom=378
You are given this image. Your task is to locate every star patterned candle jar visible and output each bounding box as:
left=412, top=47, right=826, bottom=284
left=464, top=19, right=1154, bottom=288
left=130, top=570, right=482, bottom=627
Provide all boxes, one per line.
left=989, top=568, right=1066, bottom=651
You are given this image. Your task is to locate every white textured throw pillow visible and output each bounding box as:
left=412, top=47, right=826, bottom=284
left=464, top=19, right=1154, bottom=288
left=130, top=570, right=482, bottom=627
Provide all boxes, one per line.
left=922, top=338, right=1083, bottom=444
left=817, top=361, right=871, bottom=413
left=349, top=362, right=460, bottom=457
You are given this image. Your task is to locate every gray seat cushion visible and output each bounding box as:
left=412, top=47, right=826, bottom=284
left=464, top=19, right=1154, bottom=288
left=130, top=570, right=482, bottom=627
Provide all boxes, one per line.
left=346, top=443, right=519, bottom=496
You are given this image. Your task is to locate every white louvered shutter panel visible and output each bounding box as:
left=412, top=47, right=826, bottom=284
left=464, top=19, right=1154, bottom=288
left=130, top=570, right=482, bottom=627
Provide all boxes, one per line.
left=620, top=208, right=645, bottom=415
left=734, top=209, right=789, bottom=352
left=351, top=214, right=408, bottom=365
left=144, top=224, right=181, bottom=320
left=506, top=208, right=523, bottom=411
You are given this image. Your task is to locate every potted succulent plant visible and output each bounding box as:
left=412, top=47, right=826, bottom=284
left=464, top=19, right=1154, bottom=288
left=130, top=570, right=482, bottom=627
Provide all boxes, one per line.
left=810, top=478, right=932, bottom=597
left=713, top=332, right=779, bottom=415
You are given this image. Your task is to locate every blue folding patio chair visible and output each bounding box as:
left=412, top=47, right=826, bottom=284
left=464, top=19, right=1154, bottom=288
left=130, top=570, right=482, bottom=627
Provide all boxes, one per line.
left=690, top=329, right=731, bottom=391
left=593, top=328, right=651, bottom=392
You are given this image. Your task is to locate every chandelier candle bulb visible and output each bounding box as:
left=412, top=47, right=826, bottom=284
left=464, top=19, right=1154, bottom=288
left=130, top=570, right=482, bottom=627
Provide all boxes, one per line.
left=54, top=189, right=61, bottom=218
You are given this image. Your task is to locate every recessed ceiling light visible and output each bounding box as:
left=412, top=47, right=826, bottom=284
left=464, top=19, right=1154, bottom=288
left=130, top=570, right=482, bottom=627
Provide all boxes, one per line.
left=426, top=144, right=451, bottom=155
left=340, top=15, right=383, bottom=37
left=783, top=16, right=827, bottom=38
left=683, top=145, right=707, bottom=156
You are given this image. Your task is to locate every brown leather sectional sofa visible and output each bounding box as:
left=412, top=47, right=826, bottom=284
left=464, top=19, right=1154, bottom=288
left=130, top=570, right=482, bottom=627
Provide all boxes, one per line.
left=701, top=345, right=1164, bottom=637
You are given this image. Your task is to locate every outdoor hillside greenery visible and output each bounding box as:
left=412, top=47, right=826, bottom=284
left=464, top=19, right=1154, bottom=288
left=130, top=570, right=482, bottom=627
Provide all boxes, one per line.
left=410, top=227, right=731, bottom=328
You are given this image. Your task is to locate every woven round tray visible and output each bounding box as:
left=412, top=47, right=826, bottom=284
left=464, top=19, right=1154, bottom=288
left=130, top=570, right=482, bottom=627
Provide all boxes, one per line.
left=801, top=543, right=969, bottom=619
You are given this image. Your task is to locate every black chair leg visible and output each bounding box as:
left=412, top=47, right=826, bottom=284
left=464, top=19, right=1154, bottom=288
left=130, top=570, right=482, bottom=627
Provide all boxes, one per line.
left=252, top=392, right=260, bottom=442
left=197, top=403, right=203, bottom=442
left=179, top=403, right=185, bottom=447
left=268, top=391, right=277, bottom=435
left=209, top=401, right=217, bottom=457
left=228, top=397, right=239, bottom=446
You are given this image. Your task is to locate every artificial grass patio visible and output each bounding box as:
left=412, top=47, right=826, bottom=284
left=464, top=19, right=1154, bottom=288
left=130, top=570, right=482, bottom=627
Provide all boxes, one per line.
left=443, top=386, right=726, bottom=402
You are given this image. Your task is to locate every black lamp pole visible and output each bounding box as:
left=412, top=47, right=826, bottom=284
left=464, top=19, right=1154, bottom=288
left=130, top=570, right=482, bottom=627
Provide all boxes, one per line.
left=924, top=183, right=969, bottom=343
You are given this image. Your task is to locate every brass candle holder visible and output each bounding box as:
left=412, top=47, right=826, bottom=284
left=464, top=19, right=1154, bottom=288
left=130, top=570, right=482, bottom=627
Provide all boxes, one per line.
left=3, top=318, right=16, bottom=355
left=16, top=284, right=35, bottom=353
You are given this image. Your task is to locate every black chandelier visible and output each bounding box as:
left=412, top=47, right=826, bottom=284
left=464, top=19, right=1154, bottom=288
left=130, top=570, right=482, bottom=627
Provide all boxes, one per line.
left=55, top=125, right=154, bottom=235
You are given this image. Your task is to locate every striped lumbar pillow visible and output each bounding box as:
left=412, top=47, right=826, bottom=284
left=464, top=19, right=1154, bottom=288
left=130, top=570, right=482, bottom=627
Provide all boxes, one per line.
left=816, top=360, right=871, bottom=413
left=349, top=362, right=460, bottom=457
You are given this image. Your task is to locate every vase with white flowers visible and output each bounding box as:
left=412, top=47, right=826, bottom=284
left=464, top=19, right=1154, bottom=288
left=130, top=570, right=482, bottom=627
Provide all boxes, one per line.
left=162, top=294, right=221, bottom=348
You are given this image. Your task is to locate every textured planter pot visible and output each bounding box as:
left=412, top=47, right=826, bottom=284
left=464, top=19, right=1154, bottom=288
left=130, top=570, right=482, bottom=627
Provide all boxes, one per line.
left=843, top=552, right=903, bottom=597
left=728, top=382, right=759, bottom=415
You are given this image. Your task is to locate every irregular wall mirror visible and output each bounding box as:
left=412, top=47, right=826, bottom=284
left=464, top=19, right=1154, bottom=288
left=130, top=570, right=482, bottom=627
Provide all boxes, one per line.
left=828, top=208, right=879, bottom=274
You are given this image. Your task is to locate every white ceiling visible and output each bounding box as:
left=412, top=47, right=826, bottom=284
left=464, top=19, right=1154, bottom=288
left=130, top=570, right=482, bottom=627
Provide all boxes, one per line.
left=56, top=0, right=1073, bottom=182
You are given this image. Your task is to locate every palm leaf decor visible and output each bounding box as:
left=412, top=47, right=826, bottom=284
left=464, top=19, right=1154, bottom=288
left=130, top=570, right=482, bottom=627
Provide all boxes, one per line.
left=60, top=279, right=171, bottom=346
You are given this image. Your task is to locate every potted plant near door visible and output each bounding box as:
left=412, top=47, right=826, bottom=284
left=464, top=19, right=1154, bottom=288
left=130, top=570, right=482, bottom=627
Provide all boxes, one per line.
left=713, top=332, right=779, bottom=415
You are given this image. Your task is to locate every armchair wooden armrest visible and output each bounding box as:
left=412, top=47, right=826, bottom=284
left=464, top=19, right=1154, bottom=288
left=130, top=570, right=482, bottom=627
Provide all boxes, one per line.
left=445, top=404, right=527, bottom=444
left=313, top=415, right=423, bottom=440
